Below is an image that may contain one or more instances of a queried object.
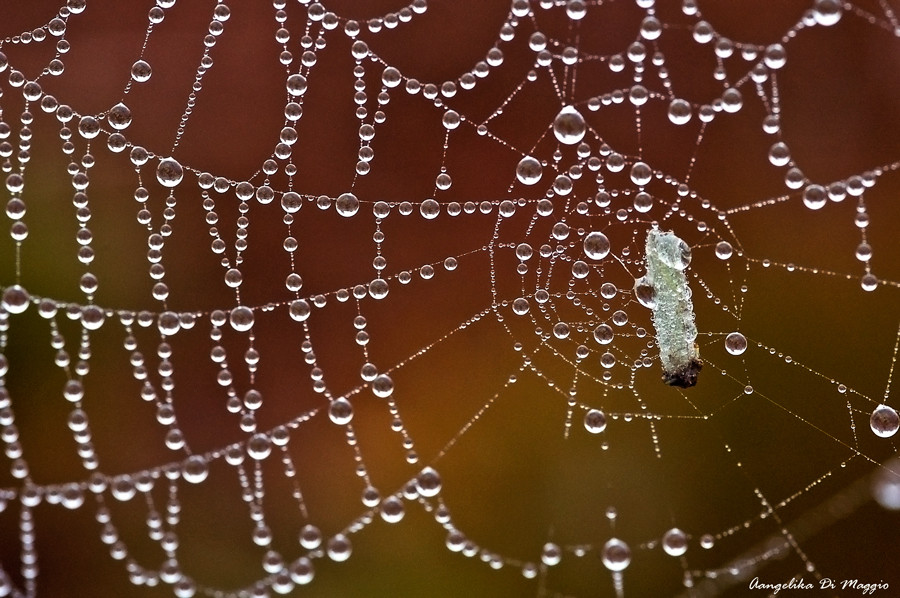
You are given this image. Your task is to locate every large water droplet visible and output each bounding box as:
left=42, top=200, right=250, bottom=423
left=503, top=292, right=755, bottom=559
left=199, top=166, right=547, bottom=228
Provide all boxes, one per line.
left=515, top=156, right=543, bottom=185
left=633, top=276, right=656, bottom=309
left=415, top=466, right=442, bottom=497
left=725, top=332, right=747, bottom=355
left=326, top=534, right=352, bottom=562
left=584, top=409, right=607, bottom=433
left=2, top=285, right=30, bottom=314
left=813, top=0, right=842, bottom=26
left=107, top=102, right=132, bottom=130
left=157, top=157, right=184, bottom=188
left=871, top=405, right=899, bottom=438
left=372, top=373, right=394, bottom=398
left=229, top=306, right=255, bottom=332
left=552, top=105, right=586, bottom=145
left=335, top=192, right=359, bottom=217
left=601, top=538, right=631, bottom=571
left=662, top=528, right=687, bottom=557
left=182, top=455, right=209, bottom=484
left=583, top=231, right=610, bottom=260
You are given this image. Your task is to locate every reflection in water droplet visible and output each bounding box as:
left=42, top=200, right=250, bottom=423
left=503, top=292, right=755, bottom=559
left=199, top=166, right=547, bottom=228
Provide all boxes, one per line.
left=601, top=538, right=631, bottom=571
left=725, top=332, right=747, bottom=355
left=870, top=404, right=899, bottom=438
left=157, top=157, right=184, bottom=188
left=552, top=105, right=586, bottom=145
left=515, top=156, right=543, bottom=185
left=583, top=231, right=610, bottom=260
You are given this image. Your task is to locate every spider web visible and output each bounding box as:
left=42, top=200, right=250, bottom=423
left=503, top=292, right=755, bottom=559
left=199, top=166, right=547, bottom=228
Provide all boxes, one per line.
left=1, top=0, right=899, bottom=596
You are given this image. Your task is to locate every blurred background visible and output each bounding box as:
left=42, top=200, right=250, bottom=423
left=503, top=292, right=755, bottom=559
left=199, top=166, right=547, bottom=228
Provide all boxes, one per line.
left=1, top=0, right=899, bottom=596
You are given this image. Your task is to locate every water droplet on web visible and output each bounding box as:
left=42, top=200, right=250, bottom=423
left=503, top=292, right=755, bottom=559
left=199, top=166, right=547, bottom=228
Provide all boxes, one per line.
left=715, top=241, right=733, bottom=260
left=583, top=231, right=610, bottom=260
left=593, top=324, right=613, bottom=345
left=512, top=298, right=530, bottom=315
left=601, top=538, right=631, bottom=571
left=584, top=409, right=607, bottom=433
left=870, top=405, right=899, bottom=438
left=157, top=157, right=184, bottom=188
left=326, top=534, right=352, bottom=562
left=81, top=305, right=105, bottom=330
left=802, top=184, right=827, bottom=210
left=286, top=73, right=308, bottom=96
left=247, top=433, right=272, bottom=460
left=1, top=285, right=30, bottom=314
left=633, top=276, right=656, bottom=309
left=721, top=88, right=743, bottom=113
left=515, top=156, right=543, bottom=185
left=107, top=102, right=132, bottom=130
left=78, top=115, right=100, bottom=139
left=813, top=0, right=842, bottom=26
left=415, top=466, right=442, bottom=497
left=380, top=496, right=405, bottom=523
left=182, top=455, right=209, bottom=484
left=630, top=161, right=652, bottom=186
left=552, top=105, right=586, bottom=145
left=131, top=59, right=152, bottom=82
left=229, top=306, right=254, bottom=332
left=420, top=199, right=440, bottom=219
left=289, top=299, right=310, bottom=322
left=335, top=192, right=359, bottom=217
left=725, top=332, right=747, bottom=355
left=158, top=311, right=181, bottom=335
left=633, top=191, right=653, bottom=213
left=329, top=398, right=353, bottom=425
left=662, top=528, right=687, bottom=556
left=861, top=274, right=878, bottom=292
left=369, top=279, right=389, bottom=299
left=668, top=98, right=692, bottom=125
left=537, top=542, right=561, bottom=566
left=372, top=374, right=394, bottom=398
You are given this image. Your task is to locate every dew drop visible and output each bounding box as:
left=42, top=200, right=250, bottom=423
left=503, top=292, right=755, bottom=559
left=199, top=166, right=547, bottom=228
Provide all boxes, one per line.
left=802, top=184, right=827, bottom=210
left=156, top=157, right=184, bottom=188
left=182, top=455, right=209, bottom=484
left=552, top=105, right=586, bottom=145
left=583, top=231, right=610, bottom=260
left=633, top=276, right=656, bottom=309
left=601, top=538, right=631, bottom=571
left=326, top=534, right=352, bottom=562
left=584, top=409, right=607, bottom=433
left=415, top=466, right=442, bottom=497
left=1, top=285, right=30, bottom=314
left=715, top=241, right=733, bottom=260
left=593, top=324, right=613, bottom=345
left=229, top=306, right=254, bottom=332
left=668, top=98, right=692, bottom=125
left=329, top=397, right=353, bottom=425
left=335, top=192, right=359, bottom=217
left=107, top=102, right=132, bottom=130
left=372, top=373, right=394, bottom=398
left=662, top=528, right=687, bottom=557
left=541, top=542, right=561, bottom=566
left=725, top=332, right=747, bottom=355
left=870, top=404, right=899, bottom=438
left=630, top=161, right=652, bottom=186
left=131, top=59, right=152, bottom=82
left=813, top=0, right=842, bottom=26
left=515, top=156, right=543, bottom=185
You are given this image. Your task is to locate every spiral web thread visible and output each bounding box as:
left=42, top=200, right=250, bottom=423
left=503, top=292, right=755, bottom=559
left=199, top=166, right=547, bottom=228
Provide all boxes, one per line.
left=0, top=0, right=899, bottom=596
